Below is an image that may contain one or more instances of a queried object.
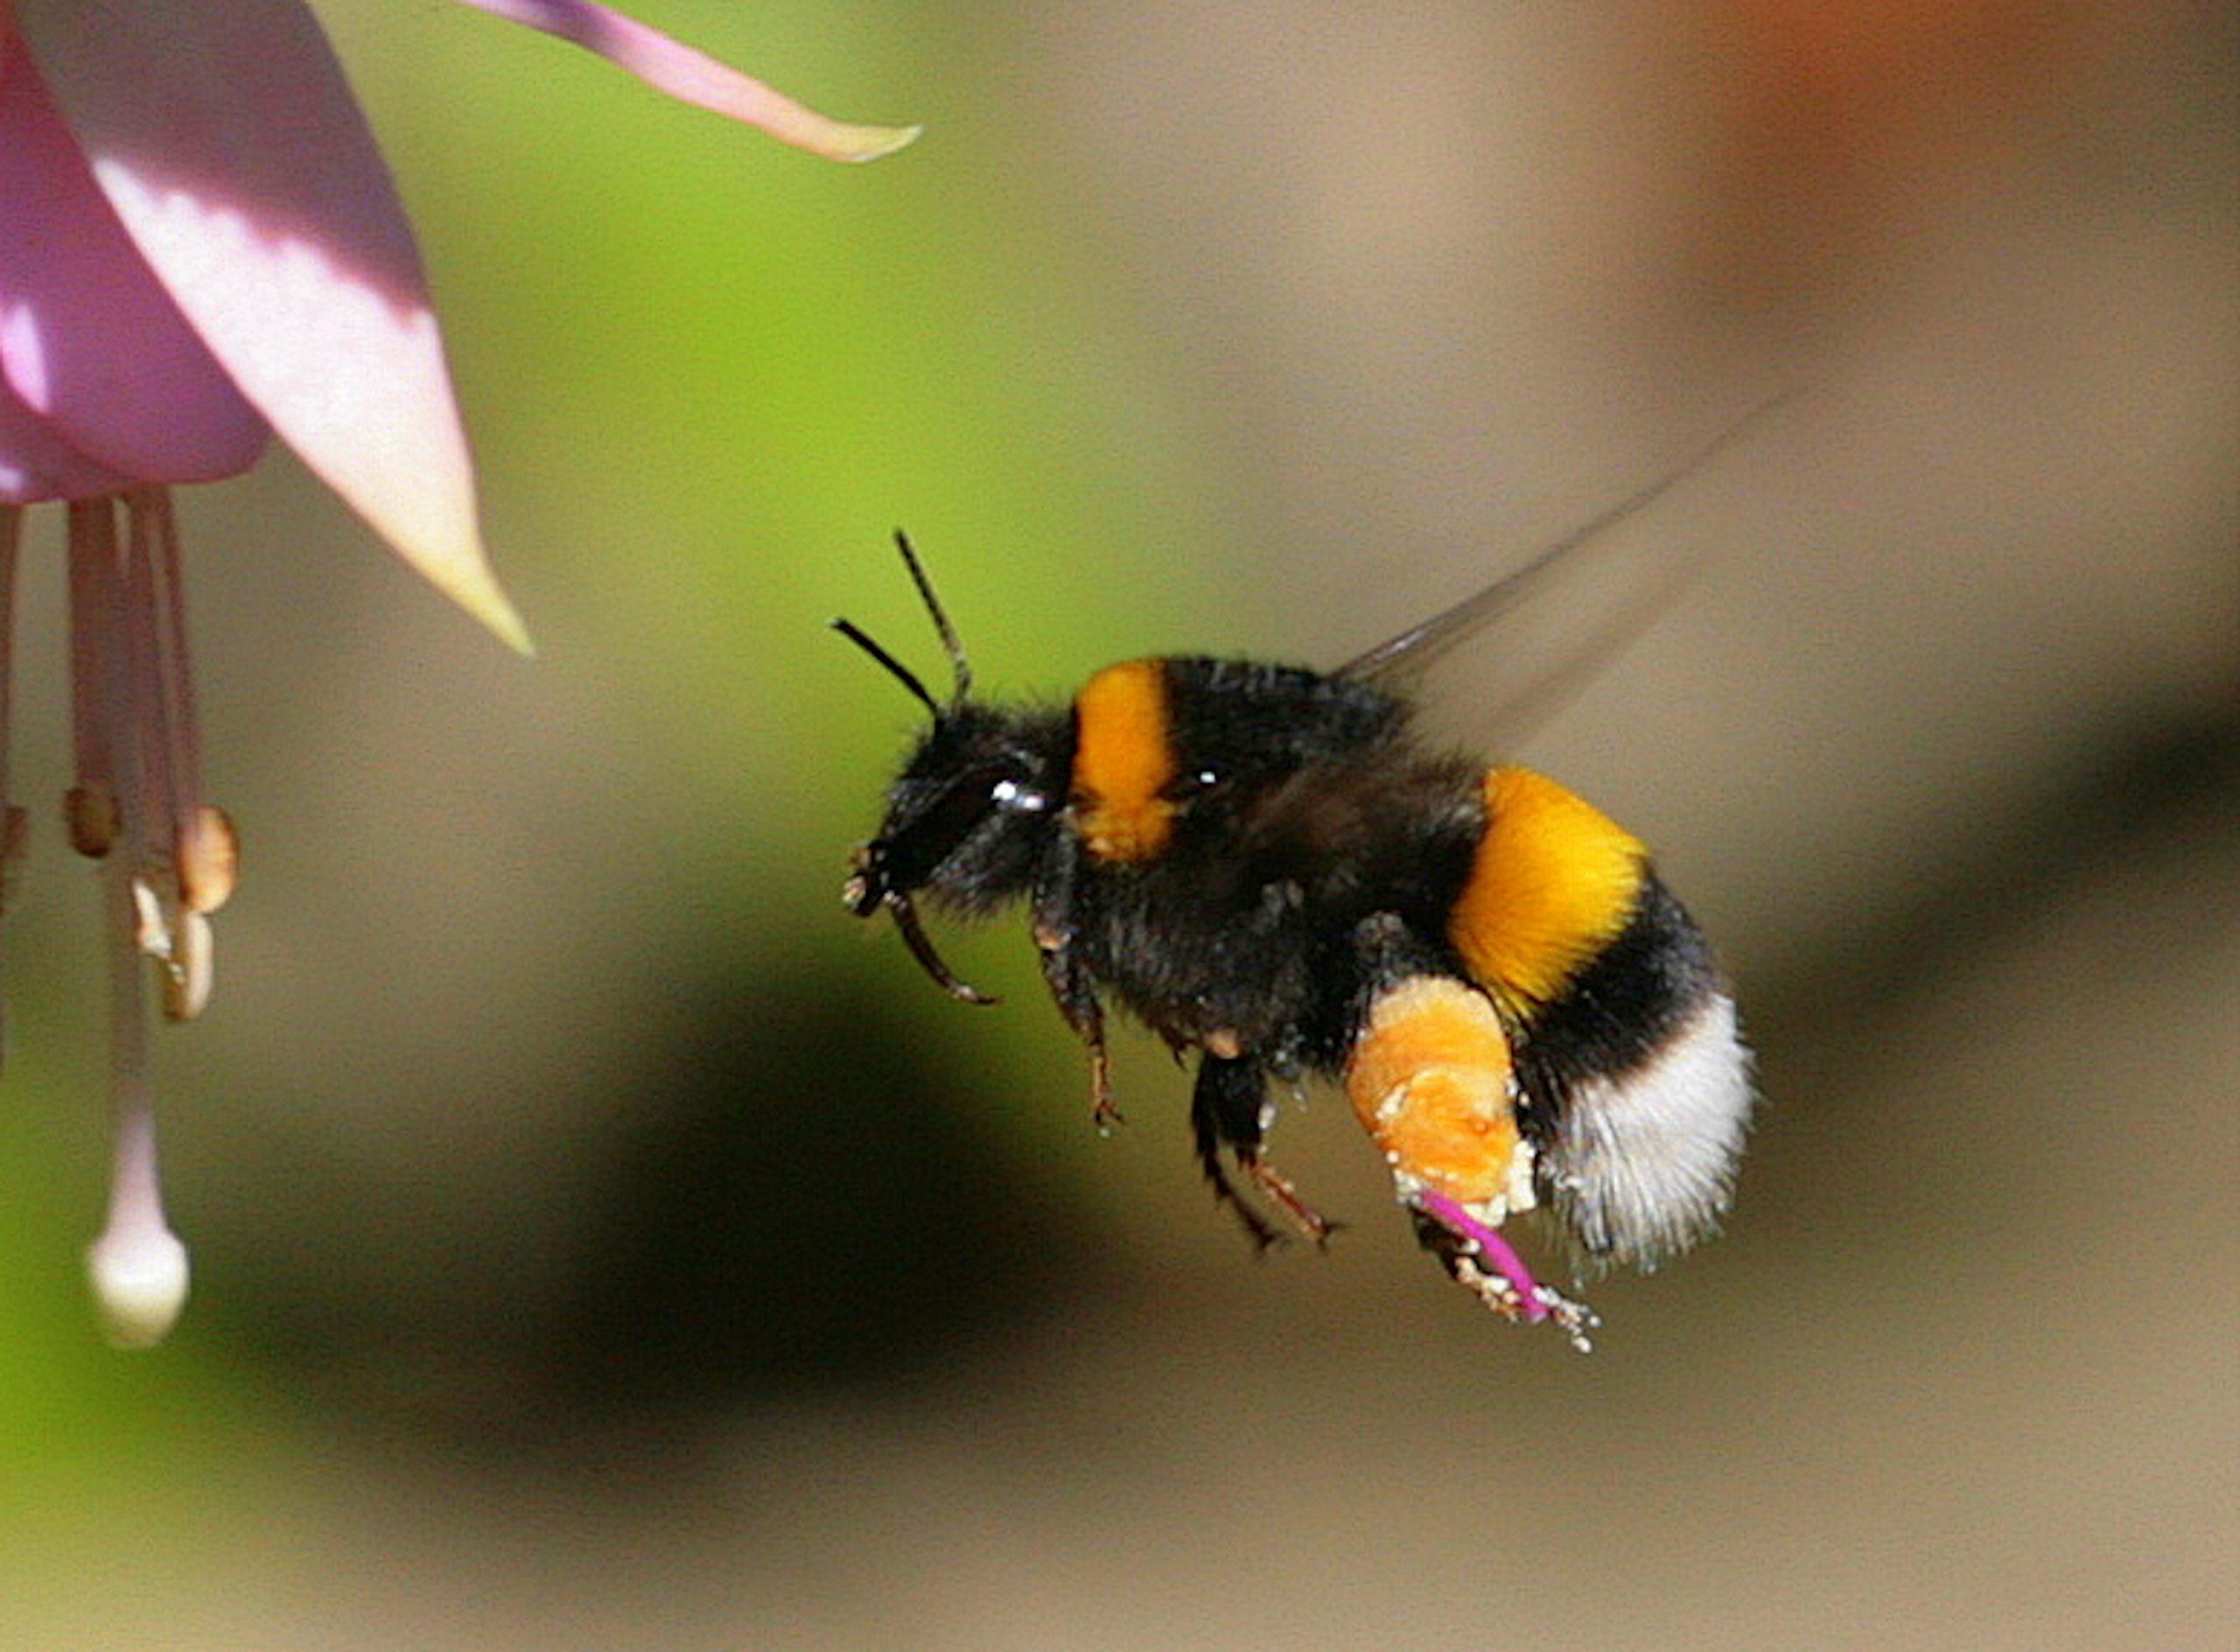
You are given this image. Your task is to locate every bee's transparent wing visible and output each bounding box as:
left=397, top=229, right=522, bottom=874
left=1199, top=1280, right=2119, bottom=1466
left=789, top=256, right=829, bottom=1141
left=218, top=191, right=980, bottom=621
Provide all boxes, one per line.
left=1335, top=397, right=1795, bottom=746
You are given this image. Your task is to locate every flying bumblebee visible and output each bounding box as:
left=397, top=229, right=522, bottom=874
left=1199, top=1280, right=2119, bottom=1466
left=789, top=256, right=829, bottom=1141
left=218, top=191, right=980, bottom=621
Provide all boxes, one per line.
left=835, top=447, right=1758, bottom=1348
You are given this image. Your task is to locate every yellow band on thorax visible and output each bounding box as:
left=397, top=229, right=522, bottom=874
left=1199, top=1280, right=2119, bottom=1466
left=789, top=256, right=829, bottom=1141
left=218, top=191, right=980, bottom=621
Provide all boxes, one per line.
left=1450, top=766, right=1646, bottom=1012
left=1072, top=659, right=1177, bottom=863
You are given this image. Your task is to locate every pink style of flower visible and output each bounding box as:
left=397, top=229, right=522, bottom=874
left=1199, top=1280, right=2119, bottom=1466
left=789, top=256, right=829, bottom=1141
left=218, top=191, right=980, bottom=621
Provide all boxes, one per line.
left=0, top=0, right=916, bottom=1348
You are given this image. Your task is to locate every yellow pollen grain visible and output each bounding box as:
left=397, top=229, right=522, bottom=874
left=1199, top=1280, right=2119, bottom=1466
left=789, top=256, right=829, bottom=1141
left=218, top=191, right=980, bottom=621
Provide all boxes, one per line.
left=1072, top=659, right=1177, bottom=863
left=1450, top=766, right=1645, bottom=1012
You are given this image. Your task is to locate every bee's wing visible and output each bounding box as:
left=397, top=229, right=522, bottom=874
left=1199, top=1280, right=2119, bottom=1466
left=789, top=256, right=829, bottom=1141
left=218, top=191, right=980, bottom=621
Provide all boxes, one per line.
left=1334, top=397, right=1795, bottom=746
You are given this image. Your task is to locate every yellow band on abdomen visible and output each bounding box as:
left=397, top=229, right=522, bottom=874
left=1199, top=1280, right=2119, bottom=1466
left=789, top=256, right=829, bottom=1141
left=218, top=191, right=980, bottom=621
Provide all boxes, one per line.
left=1449, top=766, right=1646, bottom=1012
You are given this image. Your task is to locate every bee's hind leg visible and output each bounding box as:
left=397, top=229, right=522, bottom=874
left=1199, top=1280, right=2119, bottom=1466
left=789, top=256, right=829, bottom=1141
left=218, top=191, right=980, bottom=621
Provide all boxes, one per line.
left=1238, top=1152, right=1339, bottom=1247
left=1192, top=1053, right=1335, bottom=1250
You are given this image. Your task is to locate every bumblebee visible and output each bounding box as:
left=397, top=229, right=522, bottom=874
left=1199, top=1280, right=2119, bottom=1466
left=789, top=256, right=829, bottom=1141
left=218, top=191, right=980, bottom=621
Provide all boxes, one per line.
left=836, top=470, right=1755, bottom=1348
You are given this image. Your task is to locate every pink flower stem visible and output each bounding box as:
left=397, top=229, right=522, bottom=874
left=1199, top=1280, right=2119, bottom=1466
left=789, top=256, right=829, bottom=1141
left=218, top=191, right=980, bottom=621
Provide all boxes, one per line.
left=122, top=496, right=180, bottom=868
left=0, top=505, right=16, bottom=813
left=147, top=491, right=203, bottom=828
left=66, top=500, right=117, bottom=822
left=0, top=506, right=16, bottom=1074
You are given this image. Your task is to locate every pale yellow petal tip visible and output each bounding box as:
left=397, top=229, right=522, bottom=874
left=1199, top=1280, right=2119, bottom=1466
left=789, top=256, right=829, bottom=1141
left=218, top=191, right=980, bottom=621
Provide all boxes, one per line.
left=821, top=120, right=923, bottom=163
left=474, top=588, right=537, bottom=659
left=760, top=108, right=921, bottom=164
left=430, top=558, right=536, bottom=657
left=87, top=1225, right=191, bottom=1351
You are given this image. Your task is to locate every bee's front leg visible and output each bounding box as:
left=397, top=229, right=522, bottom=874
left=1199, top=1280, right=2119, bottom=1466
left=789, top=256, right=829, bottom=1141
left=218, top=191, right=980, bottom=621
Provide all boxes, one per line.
left=1032, top=855, right=1119, bottom=1132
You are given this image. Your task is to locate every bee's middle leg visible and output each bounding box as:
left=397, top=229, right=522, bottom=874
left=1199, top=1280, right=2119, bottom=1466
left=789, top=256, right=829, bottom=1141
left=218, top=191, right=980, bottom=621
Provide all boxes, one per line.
left=1192, top=1053, right=1334, bottom=1249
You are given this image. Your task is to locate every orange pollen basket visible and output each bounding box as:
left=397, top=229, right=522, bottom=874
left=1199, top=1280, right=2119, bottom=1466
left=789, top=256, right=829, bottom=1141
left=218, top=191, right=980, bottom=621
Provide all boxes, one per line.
left=1344, top=975, right=1524, bottom=1208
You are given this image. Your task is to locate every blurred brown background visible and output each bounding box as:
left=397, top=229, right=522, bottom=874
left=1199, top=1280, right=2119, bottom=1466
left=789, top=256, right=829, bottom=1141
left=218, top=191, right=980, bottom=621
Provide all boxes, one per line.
left=3, top=2, right=2233, bottom=1648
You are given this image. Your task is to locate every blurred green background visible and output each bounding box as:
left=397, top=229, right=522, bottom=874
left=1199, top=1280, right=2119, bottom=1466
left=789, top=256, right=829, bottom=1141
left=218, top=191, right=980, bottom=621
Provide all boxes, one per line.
left=4, top=2, right=2234, bottom=1647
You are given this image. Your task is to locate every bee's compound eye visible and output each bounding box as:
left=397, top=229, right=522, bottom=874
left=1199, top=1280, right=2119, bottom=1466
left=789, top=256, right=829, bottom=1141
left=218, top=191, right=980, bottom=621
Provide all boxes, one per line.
left=990, top=777, right=1049, bottom=813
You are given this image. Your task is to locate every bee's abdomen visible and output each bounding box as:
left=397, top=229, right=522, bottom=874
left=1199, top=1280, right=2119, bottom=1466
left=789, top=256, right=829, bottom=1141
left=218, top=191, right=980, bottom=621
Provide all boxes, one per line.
left=1447, top=766, right=1753, bottom=1265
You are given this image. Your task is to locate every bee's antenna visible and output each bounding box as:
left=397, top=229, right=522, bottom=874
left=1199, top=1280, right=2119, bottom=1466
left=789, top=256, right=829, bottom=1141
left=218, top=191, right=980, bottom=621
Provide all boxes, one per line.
left=891, top=529, right=972, bottom=704
left=829, top=617, right=943, bottom=721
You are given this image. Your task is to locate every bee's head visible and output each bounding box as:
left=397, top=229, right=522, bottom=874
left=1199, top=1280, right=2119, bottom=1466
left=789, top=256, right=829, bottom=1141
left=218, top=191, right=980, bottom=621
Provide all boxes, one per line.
left=834, top=534, right=1064, bottom=1004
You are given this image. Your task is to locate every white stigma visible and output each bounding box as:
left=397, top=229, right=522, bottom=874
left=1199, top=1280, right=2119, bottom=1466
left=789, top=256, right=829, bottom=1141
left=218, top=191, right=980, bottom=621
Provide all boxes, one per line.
left=86, top=1218, right=190, bottom=1351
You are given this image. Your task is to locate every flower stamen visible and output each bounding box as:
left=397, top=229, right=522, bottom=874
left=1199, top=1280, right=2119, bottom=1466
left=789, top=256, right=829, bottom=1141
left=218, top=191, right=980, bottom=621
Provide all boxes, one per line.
left=179, top=807, right=238, bottom=915
left=62, top=489, right=231, bottom=1344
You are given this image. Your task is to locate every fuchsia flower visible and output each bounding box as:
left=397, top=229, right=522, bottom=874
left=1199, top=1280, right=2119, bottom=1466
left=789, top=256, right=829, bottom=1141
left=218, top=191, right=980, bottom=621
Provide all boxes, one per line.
left=0, top=0, right=916, bottom=1347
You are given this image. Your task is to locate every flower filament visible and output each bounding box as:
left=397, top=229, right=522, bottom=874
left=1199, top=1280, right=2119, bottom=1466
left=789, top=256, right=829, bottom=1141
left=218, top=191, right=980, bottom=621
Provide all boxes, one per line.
left=5, top=490, right=237, bottom=1347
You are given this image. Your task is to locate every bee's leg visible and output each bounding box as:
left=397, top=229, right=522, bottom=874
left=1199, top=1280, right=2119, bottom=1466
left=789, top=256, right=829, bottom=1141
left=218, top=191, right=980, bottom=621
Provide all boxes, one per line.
left=1036, top=935, right=1116, bottom=1131
left=1192, top=1054, right=1335, bottom=1249
left=1344, top=915, right=1596, bottom=1348
left=1191, top=1054, right=1282, bottom=1250
left=1239, top=1153, right=1339, bottom=1247
left=1081, top=1011, right=1116, bottom=1135
left=1410, top=1189, right=1598, bottom=1352
left=1032, top=878, right=1119, bottom=1130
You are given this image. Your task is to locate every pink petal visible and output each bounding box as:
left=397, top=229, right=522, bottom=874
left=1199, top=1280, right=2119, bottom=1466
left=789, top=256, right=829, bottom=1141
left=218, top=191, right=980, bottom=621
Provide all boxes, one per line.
left=17, top=0, right=528, bottom=650
left=452, top=0, right=921, bottom=161
left=0, top=37, right=268, bottom=488
left=0, top=367, right=136, bottom=503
